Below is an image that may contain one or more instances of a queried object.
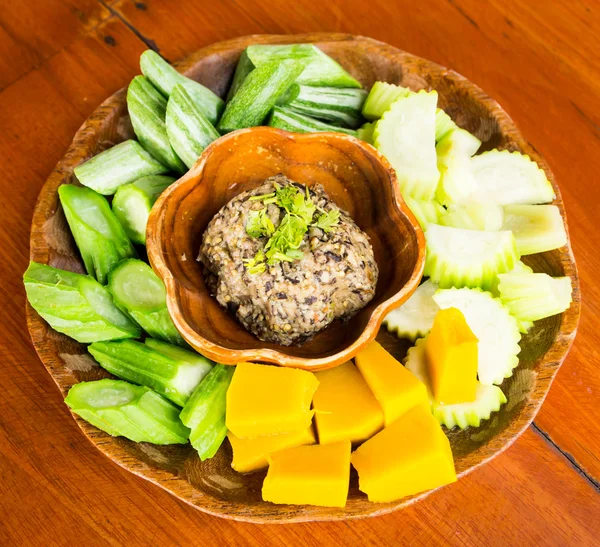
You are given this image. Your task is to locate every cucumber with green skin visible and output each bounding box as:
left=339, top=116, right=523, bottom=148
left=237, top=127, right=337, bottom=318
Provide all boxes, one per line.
left=112, top=175, right=175, bottom=245
left=59, top=184, right=137, bottom=284
left=180, top=364, right=235, bottom=460
left=362, top=81, right=412, bottom=120
left=279, top=84, right=367, bottom=128
left=23, top=262, right=141, bottom=343
left=269, top=106, right=358, bottom=137
left=217, top=60, right=304, bottom=133
left=166, top=84, right=220, bottom=169
left=127, top=75, right=186, bottom=174
left=89, top=338, right=213, bottom=407
left=65, top=379, right=190, bottom=444
left=357, top=121, right=376, bottom=144
left=74, top=140, right=168, bottom=196
left=140, top=50, right=224, bottom=125
left=230, top=44, right=361, bottom=94
left=107, top=259, right=186, bottom=346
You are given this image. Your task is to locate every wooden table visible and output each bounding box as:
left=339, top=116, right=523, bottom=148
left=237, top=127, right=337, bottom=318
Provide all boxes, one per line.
left=1, top=1, right=599, bottom=545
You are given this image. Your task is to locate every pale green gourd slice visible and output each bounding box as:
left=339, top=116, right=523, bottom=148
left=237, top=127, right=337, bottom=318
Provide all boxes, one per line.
left=374, top=90, right=439, bottom=200
left=424, top=224, right=518, bottom=290
left=361, top=81, right=412, bottom=120
left=440, top=200, right=504, bottom=231
left=433, top=288, right=521, bottom=385
left=404, top=196, right=446, bottom=230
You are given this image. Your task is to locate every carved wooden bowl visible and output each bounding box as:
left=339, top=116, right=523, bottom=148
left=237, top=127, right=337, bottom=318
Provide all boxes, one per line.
left=146, top=126, right=424, bottom=370
left=26, top=33, right=580, bottom=522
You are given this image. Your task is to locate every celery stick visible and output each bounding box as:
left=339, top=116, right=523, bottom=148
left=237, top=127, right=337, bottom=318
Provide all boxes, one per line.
left=180, top=364, right=235, bottom=460
left=107, top=259, right=185, bottom=345
left=127, top=75, right=186, bottom=174
left=58, top=184, right=136, bottom=284
left=140, top=50, right=224, bottom=125
left=89, top=339, right=213, bottom=407
left=112, top=175, right=175, bottom=245
left=74, top=140, right=168, bottom=196
left=24, top=262, right=141, bottom=343
left=65, top=379, right=190, bottom=444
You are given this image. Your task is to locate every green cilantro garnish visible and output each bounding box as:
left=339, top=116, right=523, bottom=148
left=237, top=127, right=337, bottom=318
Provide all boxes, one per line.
left=245, top=208, right=275, bottom=238
left=244, top=182, right=341, bottom=273
left=314, top=209, right=341, bottom=233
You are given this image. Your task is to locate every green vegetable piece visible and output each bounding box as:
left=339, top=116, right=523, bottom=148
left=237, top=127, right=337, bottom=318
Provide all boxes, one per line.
left=180, top=364, right=235, bottom=460
left=498, top=272, right=572, bottom=322
left=107, top=259, right=186, bottom=346
left=441, top=200, right=504, bottom=232
left=501, top=204, right=567, bottom=255
left=374, top=90, right=440, bottom=200
left=24, top=262, right=141, bottom=343
left=404, top=196, right=445, bottom=230
left=362, top=81, right=412, bottom=120
left=245, top=208, right=275, bottom=238
left=74, top=140, right=168, bottom=196
left=59, top=184, right=137, bottom=284
left=314, top=209, right=340, bottom=232
left=140, top=50, right=224, bottom=125
left=279, top=84, right=367, bottom=128
left=89, top=338, right=213, bottom=407
left=166, top=84, right=220, bottom=169
left=435, top=109, right=458, bottom=142
left=227, top=49, right=255, bottom=101
left=127, top=75, right=186, bottom=174
left=218, top=60, right=304, bottom=133
left=235, top=44, right=361, bottom=91
left=112, top=175, right=175, bottom=245
left=269, top=106, right=358, bottom=137
left=65, top=379, right=190, bottom=444
left=357, top=121, right=376, bottom=144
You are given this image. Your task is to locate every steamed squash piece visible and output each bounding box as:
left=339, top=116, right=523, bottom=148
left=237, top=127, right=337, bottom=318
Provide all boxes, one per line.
left=262, top=440, right=351, bottom=508
left=351, top=405, right=456, bottom=502
left=226, top=362, right=319, bottom=438
left=354, top=341, right=429, bottom=425
left=228, top=427, right=316, bottom=473
left=313, top=361, right=384, bottom=444
left=426, top=307, right=478, bottom=404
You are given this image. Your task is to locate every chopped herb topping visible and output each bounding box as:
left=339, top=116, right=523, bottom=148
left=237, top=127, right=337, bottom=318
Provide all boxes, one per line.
left=244, top=183, right=340, bottom=273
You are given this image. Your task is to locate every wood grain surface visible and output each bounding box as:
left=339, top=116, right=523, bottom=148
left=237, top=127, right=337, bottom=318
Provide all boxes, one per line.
left=1, top=0, right=599, bottom=545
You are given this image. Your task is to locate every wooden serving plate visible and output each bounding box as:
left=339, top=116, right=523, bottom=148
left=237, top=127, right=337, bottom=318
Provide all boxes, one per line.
left=26, top=33, right=580, bottom=522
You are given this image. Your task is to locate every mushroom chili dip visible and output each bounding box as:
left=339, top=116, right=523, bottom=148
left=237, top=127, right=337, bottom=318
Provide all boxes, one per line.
left=198, top=175, right=378, bottom=346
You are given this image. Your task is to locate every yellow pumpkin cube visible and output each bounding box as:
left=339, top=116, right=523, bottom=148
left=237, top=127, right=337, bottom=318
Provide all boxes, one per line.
left=313, top=361, right=384, bottom=444
left=426, top=307, right=478, bottom=404
left=262, top=441, right=351, bottom=507
left=354, top=341, right=429, bottom=425
left=226, top=362, right=319, bottom=438
left=351, top=405, right=456, bottom=503
left=228, top=427, right=316, bottom=473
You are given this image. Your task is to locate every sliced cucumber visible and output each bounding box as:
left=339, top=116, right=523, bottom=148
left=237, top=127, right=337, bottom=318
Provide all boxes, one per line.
left=501, top=204, right=567, bottom=255
left=435, top=109, right=458, bottom=142
left=65, top=379, right=190, bottom=444
left=433, top=288, right=521, bottom=385
left=404, top=196, right=446, bottom=230
left=89, top=339, right=212, bottom=407
left=440, top=200, right=504, bottom=231
left=374, top=90, right=439, bottom=200
left=59, top=184, right=136, bottom=284
left=268, top=106, right=358, bottom=136
left=490, top=262, right=534, bottom=332
left=24, top=262, right=141, bottom=343
left=227, top=49, right=254, bottom=101
left=498, top=273, right=572, bottom=322
left=107, top=259, right=186, bottom=346
left=435, top=129, right=481, bottom=206
left=357, top=121, right=376, bottom=144
left=470, top=150, right=555, bottom=205
left=166, top=84, right=220, bottom=169
left=403, top=338, right=508, bottom=429
left=242, top=44, right=361, bottom=89
left=180, top=364, right=235, bottom=460
left=384, top=280, right=439, bottom=341
left=279, top=84, right=367, bottom=128
left=424, top=224, right=518, bottom=290
left=112, top=175, right=174, bottom=245
left=127, top=76, right=186, bottom=174
left=218, top=60, right=303, bottom=133
left=140, top=50, right=224, bottom=125
left=74, top=140, right=168, bottom=196
left=362, top=81, right=412, bottom=121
